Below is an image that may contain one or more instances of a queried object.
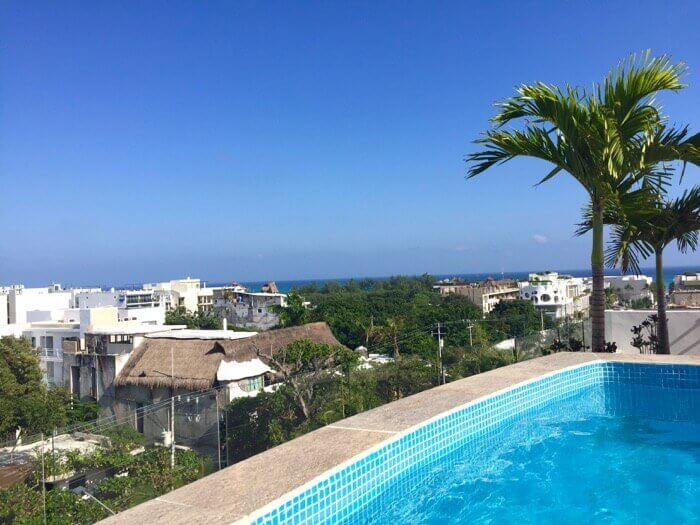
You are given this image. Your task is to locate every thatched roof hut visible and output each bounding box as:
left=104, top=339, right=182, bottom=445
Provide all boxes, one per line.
left=115, top=322, right=343, bottom=391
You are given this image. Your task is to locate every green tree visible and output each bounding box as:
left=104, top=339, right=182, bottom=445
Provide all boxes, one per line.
left=272, top=291, right=310, bottom=327
left=487, top=300, right=551, bottom=339
left=0, top=337, right=72, bottom=441
left=380, top=317, right=404, bottom=358
left=263, top=339, right=359, bottom=420
left=466, top=52, right=695, bottom=352
left=165, top=306, right=221, bottom=329
left=605, top=187, right=700, bottom=353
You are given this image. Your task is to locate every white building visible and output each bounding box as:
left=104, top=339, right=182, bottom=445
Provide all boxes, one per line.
left=21, top=307, right=122, bottom=386
left=142, top=277, right=247, bottom=313
left=604, top=275, right=654, bottom=305
left=433, top=278, right=519, bottom=315
left=519, top=272, right=590, bottom=319
left=1, top=284, right=72, bottom=325
left=73, top=289, right=165, bottom=324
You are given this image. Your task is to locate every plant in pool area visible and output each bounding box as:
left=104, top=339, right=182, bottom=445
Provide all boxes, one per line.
left=544, top=337, right=590, bottom=355
left=631, top=314, right=660, bottom=354
left=466, top=52, right=695, bottom=352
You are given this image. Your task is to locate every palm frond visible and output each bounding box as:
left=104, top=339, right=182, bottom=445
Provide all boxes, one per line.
left=465, top=127, right=567, bottom=178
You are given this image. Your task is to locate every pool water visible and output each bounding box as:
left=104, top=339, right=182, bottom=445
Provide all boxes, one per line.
left=251, top=363, right=700, bottom=525
left=359, top=383, right=700, bottom=524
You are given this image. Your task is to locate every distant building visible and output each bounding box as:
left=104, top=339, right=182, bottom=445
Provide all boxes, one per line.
left=143, top=278, right=248, bottom=314
left=24, top=306, right=171, bottom=386
left=1, top=284, right=72, bottom=325
left=433, top=278, right=519, bottom=314
left=73, top=289, right=165, bottom=324
left=670, top=272, right=700, bottom=308
left=519, top=272, right=590, bottom=319
left=213, top=288, right=286, bottom=330
left=62, top=323, right=186, bottom=407
left=261, top=281, right=280, bottom=294
left=604, top=275, right=654, bottom=305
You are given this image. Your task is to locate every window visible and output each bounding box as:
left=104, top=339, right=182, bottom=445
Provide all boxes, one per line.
left=71, top=366, right=80, bottom=396
left=240, top=376, right=264, bottom=392
left=40, top=335, right=54, bottom=349
left=109, top=334, right=133, bottom=344
left=31, top=337, right=36, bottom=348
left=540, top=294, right=551, bottom=302
left=46, top=361, right=55, bottom=382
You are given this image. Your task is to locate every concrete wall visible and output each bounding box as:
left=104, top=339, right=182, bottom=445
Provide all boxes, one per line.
left=10, top=289, right=72, bottom=324
left=604, top=309, right=700, bottom=355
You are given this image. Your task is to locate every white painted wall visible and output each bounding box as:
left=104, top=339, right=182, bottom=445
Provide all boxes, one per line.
left=9, top=288, right=72, bottom=324
left=0, top=294, right=8, bottom=325
left=117, top=304, right=165, bottom=324
left=604, top=309, right=700, bottom=355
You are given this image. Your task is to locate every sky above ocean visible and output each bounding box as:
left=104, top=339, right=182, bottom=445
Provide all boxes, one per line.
left=1, top=1, right=699, bottom=286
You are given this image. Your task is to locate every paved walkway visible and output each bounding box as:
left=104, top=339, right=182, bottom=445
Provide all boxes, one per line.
left=101, top=352, right=700, bottom=525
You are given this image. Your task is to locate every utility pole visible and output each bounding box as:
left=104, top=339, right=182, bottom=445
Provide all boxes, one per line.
left=432, top=323, right=445, bottom=385
left=540, top=311, right=545, bottom=332
left=170, top=346, right=175, bottom=469
left=215, top=393, right=222, bottom=471
left=466, top=320, right=474, bottom=348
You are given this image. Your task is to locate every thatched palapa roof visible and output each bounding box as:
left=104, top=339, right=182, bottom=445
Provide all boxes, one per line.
left=115, top=322, right=343, bottom=391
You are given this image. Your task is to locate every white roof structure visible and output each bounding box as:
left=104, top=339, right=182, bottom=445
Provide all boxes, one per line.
left=88, top=324, right=187, bottom=336
left=146, top=329, right=257, bottom=340
left=217, top=358, right=271, bottom=381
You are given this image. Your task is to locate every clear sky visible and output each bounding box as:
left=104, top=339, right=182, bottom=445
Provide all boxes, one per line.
left=2, top=1, right=700, bottom=286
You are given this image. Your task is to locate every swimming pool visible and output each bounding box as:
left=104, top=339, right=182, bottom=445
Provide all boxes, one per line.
left=250, top=361, right=700, bottom=524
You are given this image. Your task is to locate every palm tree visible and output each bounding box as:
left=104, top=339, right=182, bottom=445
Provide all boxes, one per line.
left=465, top=52, right=690, bottom=352
left=604, top=187, right=700, bottom=354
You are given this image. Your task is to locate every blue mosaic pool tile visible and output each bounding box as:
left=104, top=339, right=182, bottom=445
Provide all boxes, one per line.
left=249, top=361, right=700, bottom=525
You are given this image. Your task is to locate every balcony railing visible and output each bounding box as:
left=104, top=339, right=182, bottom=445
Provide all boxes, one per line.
left=38, top=348, right=62, bottom=358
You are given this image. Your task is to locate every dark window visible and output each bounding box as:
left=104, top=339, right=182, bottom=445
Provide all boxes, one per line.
left=71, top=366, right=80, bottom=396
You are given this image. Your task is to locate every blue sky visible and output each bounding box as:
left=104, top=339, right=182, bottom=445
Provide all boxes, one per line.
left=1, top=1, right=700, bottom=286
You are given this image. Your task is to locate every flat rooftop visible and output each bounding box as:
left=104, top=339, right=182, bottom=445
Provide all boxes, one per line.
left=101, top=352, right=700, bottom=525
left=88, top=324, right=187, bottom=336
left=145, top=329, right=257, bottom=340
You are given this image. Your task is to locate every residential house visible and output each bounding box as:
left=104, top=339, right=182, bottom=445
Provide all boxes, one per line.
left=109, top=322, right=342, bottom=459
left=72, top=289, right=165, bottom=324
left=604, top=275, right=654, bottom=305
left=433, top=278, right=519, bottom=314
left=213, top=288, right=286, bottom=330
left=519, top=272, right=590, bottom=319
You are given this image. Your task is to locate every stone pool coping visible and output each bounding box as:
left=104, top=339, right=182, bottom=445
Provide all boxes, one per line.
left=101, top=352, right=700, bottom=525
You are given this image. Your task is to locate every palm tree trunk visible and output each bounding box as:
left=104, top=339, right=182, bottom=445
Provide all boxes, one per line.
left=590, top=204, right=606, bottom=352
left=655, top=248, right=670, bottom=354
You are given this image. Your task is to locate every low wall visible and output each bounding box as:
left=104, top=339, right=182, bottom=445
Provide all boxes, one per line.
left=604, top=309, right=700, bottom=355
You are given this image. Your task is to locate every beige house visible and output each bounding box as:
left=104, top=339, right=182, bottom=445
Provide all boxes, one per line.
left=434, top=279, right=519, bottom=314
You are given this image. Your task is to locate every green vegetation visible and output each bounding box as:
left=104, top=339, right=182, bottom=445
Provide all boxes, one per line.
left=165, top=306, right=222, bottom=329
left=466, top=52, right=696, bottom=352
left=0, top=425, right=211, bottom=524
left=0, top=337, right=98, bottom=443
left=226, top=277, right=557, bottom=463
left=272, top=291, right=310, bottom=327
left=291, top=276, right=549, bottom=354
